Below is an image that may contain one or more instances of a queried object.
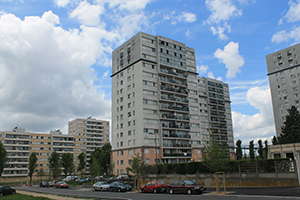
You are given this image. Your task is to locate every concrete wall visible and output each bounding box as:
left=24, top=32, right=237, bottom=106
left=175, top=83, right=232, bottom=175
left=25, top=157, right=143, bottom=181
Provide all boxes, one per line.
left=141, top=172, right=299, bottom=188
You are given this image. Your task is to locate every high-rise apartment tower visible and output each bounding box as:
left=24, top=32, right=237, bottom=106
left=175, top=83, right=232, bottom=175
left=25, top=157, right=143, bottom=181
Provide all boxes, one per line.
left=266, top=43, right=300, bottom=137
left=111, top=32, right=234, bottom=175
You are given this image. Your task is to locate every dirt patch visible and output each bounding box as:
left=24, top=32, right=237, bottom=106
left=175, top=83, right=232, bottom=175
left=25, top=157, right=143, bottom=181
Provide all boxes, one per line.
left=17, top=190, right=88, bottom=200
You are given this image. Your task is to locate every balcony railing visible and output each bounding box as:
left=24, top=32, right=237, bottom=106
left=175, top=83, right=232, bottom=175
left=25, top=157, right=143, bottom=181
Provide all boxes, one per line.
left=161, top=86, right=188, bottom=95
left=160, top=77, right=187, bottom=86
left=161, top=95, right=188, bottom=103
left=163, top=153, right=192, bottom=157
left=161, top=105, right=189, bottom=112
left=160, top=68, right=187, bottom=78
left=163, top=134, right=191, bottom=138
left=162, top=123, right=190, bottom=130
left=163, top=143, right=192, bottom=148
left=161, top=114, right=189, bottom=121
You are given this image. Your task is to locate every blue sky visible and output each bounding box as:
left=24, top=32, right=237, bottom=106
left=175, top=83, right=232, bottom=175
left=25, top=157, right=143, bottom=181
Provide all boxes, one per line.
left=0, top=0, right=300, bottom=147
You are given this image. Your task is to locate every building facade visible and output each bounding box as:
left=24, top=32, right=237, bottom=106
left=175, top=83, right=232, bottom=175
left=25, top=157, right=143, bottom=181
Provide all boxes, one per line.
left=0, top=118, right=109, bottom=183
left=111, top=32, right=234, bottom=175
left=266, top=43, right=300, bottom=137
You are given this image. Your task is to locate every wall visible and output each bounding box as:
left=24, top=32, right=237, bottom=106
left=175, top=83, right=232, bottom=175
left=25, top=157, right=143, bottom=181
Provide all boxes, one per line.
left=141, top=171, right=298, bottom=188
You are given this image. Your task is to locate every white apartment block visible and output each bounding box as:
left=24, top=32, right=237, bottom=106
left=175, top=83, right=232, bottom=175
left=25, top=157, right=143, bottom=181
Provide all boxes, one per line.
left=111, top=32, right=234, bottom=175
left=0, top=118, right=109, bottom=183
left=266, top=43, right=300, bottom=137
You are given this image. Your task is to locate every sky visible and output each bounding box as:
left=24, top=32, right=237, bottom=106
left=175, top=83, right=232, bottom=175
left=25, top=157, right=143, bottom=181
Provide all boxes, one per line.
left=0, top=0, right=300, bottom=148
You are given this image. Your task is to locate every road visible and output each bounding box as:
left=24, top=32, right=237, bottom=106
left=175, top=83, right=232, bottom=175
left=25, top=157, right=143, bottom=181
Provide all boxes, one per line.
left=15, top=186, right=300, bottom=200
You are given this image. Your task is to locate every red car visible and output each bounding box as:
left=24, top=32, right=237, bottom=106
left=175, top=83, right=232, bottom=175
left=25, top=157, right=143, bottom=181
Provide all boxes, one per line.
left=141, top=180, right=167, bottom=193
left=166, top=180, right=205, bottom=194
left=55, top=181, right=69, bottom=188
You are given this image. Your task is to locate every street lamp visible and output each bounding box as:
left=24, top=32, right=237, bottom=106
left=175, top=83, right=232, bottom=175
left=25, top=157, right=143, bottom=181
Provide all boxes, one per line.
left=149, top=132, right=158, bottom=181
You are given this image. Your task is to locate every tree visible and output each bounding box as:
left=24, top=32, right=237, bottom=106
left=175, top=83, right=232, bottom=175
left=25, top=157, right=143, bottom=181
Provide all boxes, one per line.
left=48, top=151, right=61, bottom=180
left=28, top=152, right=38, bottom=183
left=61, top=153, right=74, bottom=177
left=202, top=135, right=230, bottom=172
left=77, top=152, right=86, bottom=177
left=99, top=143, right=111, bottom=175
left=249, top=140, right=255, bottom=160
left=126, top=153, right=147, bottom=177
left=278, top=106, right=300, bottom=144
left=258, top=140, right=264, bottom=159
left=0, top=142, right=7, bottom=181
left=37, top=168, right=45, bottom=181
left=272, top=136, right=278, bottom=145
left=236, top=139, right=242, bottom=160
left=264, top=140, right=268, bottom=159
left=89, top=148, right=102, bottom=177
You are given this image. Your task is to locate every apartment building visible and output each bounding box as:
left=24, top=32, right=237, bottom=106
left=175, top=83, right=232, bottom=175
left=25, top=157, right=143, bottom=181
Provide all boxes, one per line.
left=111, top=32, right=234, bottom=175
left=0, top=118, right=109, bottom=183
left=68, top=117, right=110, bottom=166
left=266, top=43, right=300, bottom=136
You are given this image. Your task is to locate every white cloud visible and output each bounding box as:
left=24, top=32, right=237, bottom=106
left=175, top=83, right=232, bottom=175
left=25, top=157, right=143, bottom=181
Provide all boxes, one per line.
left=98, top=0, right=153, bottom=11
left=207, top=71, right=215, bottom=79
left=197, top=64, right=209, bottom=75
left=54, top=0, right=70, bottom=8
left=42, top=11, right=60, bottom=25
left=216, top=76, right=223, bottom=81
left=232, top=87, right=275, bottom=144
left=0, top=12, right=114, bottom=132
left=69, top=1, right=104, bottom=26
left=118, top=12, right=149, bottom=38
left=205, top=0, right=242, bottom=24
left=284, top=0, right=300, bottom=23
left=214, top=41, right=244, bottom=79
left=179, top=12, right=197, bottom=23
left=205, top=0, right=242, bottom=40
left=162, top=11, right=197, bottom=24
left=185, top=29, right=191, bottom=37
left=271, top=25, right=300, bottom=43
left=210, top=26, right=227, bottom=40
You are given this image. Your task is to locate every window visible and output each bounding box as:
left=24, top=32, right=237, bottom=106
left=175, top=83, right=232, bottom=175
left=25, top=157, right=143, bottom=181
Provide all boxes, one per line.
left=120, top=80, right=123, bottom=85
left=145, top=159, right=150, bottom=164
left=128, top=103, right=131, bottom=108
left=128, top=130, right=131, bottom=136
left=121, top=151, right=124, bottom=155
left=128, top=150, right=132, bottom=155
left=145, top=148, right=150, bottom=154
left=120, top=160, right=124, bottom=165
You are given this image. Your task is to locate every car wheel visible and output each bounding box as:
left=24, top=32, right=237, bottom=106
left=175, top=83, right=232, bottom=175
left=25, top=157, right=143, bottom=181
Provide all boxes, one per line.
left=110, top=188, right=113, bottom=192
left=0, top=193, right=3, bottom=197
left=169, top=189, right=174, bottom=194
left=141, top=189, right=145, bottom=193
left=153, top=189, right=157, bottom=193
left=187, top=189, right=192, bottom=195
left=12, top=191, right=15, bottom=195
left=118, top=188, right=121, bottom=192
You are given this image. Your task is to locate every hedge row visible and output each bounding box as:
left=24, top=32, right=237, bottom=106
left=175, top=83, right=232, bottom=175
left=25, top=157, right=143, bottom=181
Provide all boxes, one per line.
left=144, top=158, right=290, bottom=174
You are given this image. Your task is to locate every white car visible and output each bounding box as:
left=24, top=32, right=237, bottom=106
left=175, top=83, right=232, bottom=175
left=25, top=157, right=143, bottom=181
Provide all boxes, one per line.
left=93, top=181, right=110, bottom=191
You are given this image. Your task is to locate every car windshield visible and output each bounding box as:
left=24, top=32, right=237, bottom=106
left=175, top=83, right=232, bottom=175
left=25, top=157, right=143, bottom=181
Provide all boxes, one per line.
left=157, top=181, right=166, bottom=185
left=184, top=180, right=196, bottom=185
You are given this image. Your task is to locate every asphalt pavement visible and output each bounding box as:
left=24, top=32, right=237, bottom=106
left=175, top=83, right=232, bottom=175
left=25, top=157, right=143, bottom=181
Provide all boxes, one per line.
left=219, top=187, right=300, bottom=197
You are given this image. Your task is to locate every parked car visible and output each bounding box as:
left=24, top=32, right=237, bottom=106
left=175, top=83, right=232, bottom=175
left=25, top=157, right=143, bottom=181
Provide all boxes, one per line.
left=63, top=175, right=78, bottom=182
left=75, top=177, right=87, bottom=183
left=0, top=186, right=16, bottom=197
left=93, top=181, right=110, bottom=191
left=116, top=174, right=128, bottom=180
left=141, top=180, right=167, bottom=193
left=40, top=181, right=49, bottom=187
left=55, top=181, right=69, bottom=188
left=109, top=182, right=131, bottom=192
left=48, top=181, right=55, bottom=187
left=166, top=180, right=205, bottom=195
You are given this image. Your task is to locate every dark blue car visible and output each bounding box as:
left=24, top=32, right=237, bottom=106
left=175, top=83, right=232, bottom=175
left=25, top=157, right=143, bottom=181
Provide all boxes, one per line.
left=0, top=186, right=16, bottom=197
left=109, top=182, right=131, bottom=192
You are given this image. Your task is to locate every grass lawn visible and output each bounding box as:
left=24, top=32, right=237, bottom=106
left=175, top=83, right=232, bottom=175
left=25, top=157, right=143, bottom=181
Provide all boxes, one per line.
left=1, top=194, right=52, bottom=200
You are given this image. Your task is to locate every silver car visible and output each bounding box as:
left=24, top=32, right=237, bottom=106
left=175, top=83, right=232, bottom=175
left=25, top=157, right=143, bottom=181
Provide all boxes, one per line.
left=93, top=181, right=110, bottom=191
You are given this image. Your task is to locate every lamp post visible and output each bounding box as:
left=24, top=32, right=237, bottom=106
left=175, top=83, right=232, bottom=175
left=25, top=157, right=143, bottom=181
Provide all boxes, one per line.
left=154, top=133, right=158, bottom=181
